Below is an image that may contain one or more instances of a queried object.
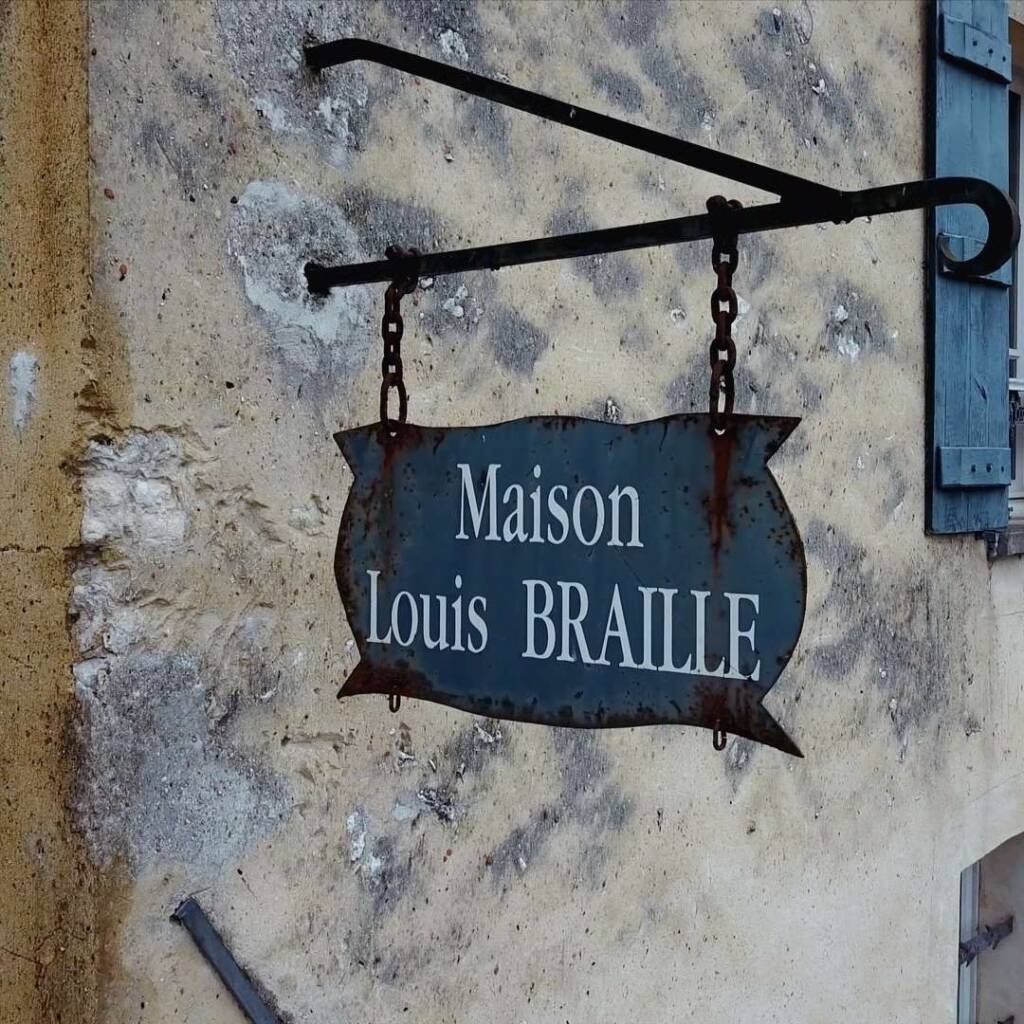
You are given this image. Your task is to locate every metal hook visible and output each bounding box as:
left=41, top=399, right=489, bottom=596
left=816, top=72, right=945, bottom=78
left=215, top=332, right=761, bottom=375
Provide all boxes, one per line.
left=712, top=721, right=728, bottom=751
left=388, top=693, right=401, bottom=713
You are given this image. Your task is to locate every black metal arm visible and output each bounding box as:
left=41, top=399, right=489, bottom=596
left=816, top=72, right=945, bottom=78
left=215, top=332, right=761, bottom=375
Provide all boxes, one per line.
left=303, top=38, right=1019, bottom=292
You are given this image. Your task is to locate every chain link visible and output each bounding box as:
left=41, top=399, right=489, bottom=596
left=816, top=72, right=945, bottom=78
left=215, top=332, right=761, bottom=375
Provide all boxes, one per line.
left=707, top=196, right=743, bottom=435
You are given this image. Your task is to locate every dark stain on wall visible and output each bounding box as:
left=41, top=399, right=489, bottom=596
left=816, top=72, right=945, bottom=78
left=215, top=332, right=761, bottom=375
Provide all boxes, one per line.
left=172, top=68, right=223, bottom=112
left=421, top=273, right=493, bottom=340
left=589, top=64, right=645, bottom=115
left=485, top=303, right=550, bottom=374
left=600, top=0, right=666, bottom=49
left=877, top=448, right=909, bottom=519
left=637, top=41, right=715, bottom=134
left=740, top=233, right=780, bottom=292
left=343, top=717, right=512, bottom=986
left=344, top=189, right=447, bottom=259
left=367, top=832, right=416, bottom=915
left=486, top=730, right=633, bottom=890
left=803, top=519, right=954, bottom=743
left=438, top=717, right=511, bottom=776
left=548, top=185, right=643, bottom=300
left=725, top=736, right=756, bottom=785
left=600, top=1, right=713, bottom=135
left=664, top=346, right=708, bottom=412
left=379, top=0, right=488, bottom=65
left=453, top=94, right=513, bottom=164
left=734, top=7, right=890, bottom=160
left=72, top=652, right=287, bottom=869
left=674, top=236, right=710, bottom=277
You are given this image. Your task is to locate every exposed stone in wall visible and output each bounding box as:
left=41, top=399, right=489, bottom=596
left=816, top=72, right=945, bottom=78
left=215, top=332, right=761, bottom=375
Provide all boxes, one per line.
left=228, top=181, right=373, bottom=389
left=74, top=652, right=287, bottom=870
left=70, top=431, right=290, bottom=872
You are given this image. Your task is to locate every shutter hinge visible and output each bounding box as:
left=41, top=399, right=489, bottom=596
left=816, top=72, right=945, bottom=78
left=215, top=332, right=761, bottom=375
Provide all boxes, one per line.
left=939, top=233, right=1013, bottom=286
left=940, top=14, right=1012, bottom=82
left=959, top=916, right=1014, bottom=967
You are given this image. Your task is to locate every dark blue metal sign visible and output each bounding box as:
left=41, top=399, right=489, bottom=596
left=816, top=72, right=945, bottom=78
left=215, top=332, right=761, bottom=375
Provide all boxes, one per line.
left=335, top=414, right=805, bottom=755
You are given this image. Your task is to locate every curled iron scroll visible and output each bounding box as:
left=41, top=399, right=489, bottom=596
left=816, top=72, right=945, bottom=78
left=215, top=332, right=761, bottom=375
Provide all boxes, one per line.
left=833, top=176, right=1020, bottom=279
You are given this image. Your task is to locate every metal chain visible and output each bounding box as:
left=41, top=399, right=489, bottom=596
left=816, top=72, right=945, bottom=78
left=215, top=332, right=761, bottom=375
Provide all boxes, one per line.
left=707, top=196, right=743, bottom=436
left=379, top=247, right=418, bottom=713
left=379, top=246, right=418, bottom=440
left=707, top=197, right=741, bottom=752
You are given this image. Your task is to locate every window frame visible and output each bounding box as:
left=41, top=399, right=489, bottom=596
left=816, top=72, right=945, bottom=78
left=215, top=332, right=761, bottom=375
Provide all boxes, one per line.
left=958, top=861, right=980, bottom=1024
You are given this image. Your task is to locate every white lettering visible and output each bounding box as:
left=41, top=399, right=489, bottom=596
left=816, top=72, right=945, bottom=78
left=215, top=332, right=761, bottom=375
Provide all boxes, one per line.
left=456, top=463, right=500, bottom=540
left=529, top=465, right=544, bottom=543
left=658, top=588, right=693, bottom=674
left=557, top=581, right=595, bottom=663
left=608, top=485, right=642, bottom=548
left=513, top=581, right=759, bottom=681
left=451, top=573, right=465, bottom=652
left=502, top=484, right=527, bottom=542
left=421, top=594, right=448, bottom=651
left=725, top=592, right=760, bottom=681
left=691, top=590, right=726, bottom=677
left=367, top=570, right=392, bottom=644
left=571, top=486, right=605, bottom=546
left=467, top=595, right=488, bottom=653
left=596, top=584, right=638, bottom=667
left=637, top=586, right=658, bottom=670
left=454, top=464, right=645, bottom=548
left=546, top=485, right=570, bottom=544
left=391, top=591, right=418, bottom=647
left=523, top=580, right=556, bottom=659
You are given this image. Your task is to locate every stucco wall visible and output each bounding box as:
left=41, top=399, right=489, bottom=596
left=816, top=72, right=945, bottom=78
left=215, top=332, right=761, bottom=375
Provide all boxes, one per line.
left=5, top=1, right=1024, bottom=1022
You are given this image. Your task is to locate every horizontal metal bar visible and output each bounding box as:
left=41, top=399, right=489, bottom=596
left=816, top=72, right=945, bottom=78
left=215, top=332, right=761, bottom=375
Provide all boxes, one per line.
left=306, top=200, right=812, bottom=290
left=305, top=176, right=1018, bottom=290
left=305, top=38, right=835, bottom=205
left=171, top=898, right=281, bottom=1024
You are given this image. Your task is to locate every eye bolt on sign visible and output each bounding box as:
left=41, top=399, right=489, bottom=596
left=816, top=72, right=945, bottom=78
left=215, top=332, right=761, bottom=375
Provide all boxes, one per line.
left=335, top=413, right=806, bottom=756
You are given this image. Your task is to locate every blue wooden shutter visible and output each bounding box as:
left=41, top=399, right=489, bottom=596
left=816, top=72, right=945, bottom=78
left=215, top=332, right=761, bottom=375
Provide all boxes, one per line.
left=928, top=0, right=1013, bottom=534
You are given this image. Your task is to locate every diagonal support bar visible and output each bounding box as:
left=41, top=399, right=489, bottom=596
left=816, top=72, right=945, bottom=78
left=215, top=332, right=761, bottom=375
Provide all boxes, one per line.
left=305, top=38, right=835, bottom=205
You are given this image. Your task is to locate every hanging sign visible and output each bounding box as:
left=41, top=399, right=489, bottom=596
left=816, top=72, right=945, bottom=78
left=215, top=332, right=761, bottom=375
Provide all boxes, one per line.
left=334, top=413, right=805, bottom=755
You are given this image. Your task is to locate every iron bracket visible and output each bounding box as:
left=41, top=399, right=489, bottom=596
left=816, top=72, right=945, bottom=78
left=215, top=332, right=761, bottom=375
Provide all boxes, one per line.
left=171, top=897, right=282, bottom=1024
left=959, top=915, right=1014, bottom=967
left=302, top=39, right=1019, bottom=292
